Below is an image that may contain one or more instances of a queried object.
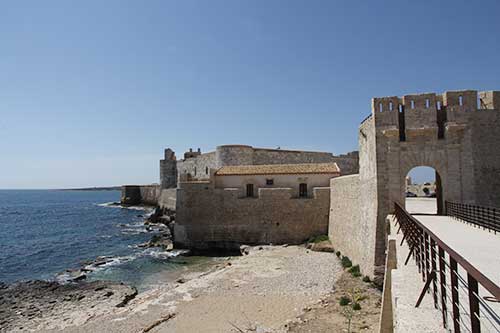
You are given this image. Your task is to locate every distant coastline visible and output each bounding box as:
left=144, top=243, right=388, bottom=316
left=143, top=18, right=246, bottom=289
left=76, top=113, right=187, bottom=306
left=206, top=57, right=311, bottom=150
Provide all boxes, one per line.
left=59, top=186, right=122, bottom=191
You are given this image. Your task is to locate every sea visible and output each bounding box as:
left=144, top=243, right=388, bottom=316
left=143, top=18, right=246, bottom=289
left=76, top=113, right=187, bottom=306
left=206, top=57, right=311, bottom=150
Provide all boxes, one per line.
left=0, top=190, right=211, bottom=290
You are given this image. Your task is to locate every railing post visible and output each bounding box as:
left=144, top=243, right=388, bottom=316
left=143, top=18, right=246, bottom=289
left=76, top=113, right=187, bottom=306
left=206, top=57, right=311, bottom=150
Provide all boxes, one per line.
left=467, top=273, right=480, bottom=333
left=450, top=258, right=460, bottom=333
left=438, top=247, right=448, bottom=328
left=430, top=239, right=438, bottom=309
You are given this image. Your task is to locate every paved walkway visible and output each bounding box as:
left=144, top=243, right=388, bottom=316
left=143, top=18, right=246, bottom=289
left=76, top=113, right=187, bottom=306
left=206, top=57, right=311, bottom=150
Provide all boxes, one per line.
left=406, top=198, right=500, bottom=323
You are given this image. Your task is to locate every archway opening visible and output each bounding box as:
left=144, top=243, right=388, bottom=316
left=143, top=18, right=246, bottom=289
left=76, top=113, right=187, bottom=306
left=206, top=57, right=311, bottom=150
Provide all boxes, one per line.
left=404, top=166, right=443, bottom=215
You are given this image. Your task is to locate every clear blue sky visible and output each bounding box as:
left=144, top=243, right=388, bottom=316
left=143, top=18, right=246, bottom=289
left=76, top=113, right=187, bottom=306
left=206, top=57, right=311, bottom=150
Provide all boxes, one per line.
left=1, top=1, right=499, bottom=188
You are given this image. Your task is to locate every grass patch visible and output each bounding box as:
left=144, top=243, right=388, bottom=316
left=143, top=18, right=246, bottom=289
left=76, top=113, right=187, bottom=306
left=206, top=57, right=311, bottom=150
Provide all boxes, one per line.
left=308, top=235, right=329, bottom=243
left=339, top=296, right=351, bottom=306
left=341, top=256, right=353, bottom=268
left=352, top=303, right=362, bottom=311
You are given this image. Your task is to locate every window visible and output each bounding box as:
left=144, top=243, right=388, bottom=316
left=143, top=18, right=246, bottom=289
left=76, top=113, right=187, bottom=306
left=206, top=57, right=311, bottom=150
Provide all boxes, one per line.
left=459, top=95, right=463, bottom=106
left=299, top=183, right=308, bottom=198
left=246, top=184, right=254, bottom=197
left=194, top=167, right=197, bottom=176
left=266, top=179, right=274, bottom=185
left=205, top=167, right=209, bottom=175
left=410, top=100, right=415, bottom=109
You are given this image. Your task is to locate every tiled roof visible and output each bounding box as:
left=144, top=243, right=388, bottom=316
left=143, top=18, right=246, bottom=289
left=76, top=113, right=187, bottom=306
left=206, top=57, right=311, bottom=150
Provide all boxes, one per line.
left=215, top=163, right=340, bottom=176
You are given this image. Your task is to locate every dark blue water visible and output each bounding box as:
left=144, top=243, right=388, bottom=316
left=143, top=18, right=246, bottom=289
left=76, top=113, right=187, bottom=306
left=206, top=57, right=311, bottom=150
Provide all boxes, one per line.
left=0, top=190, right=198, bottom=289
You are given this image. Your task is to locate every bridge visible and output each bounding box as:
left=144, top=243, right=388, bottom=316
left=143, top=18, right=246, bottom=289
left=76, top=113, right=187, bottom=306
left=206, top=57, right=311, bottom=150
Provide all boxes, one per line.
left=387, top=198, right=499, bottom=333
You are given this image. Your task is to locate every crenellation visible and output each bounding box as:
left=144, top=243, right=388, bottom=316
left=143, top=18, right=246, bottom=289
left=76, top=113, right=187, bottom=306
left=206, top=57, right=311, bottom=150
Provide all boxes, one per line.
left=402, top=93, right=438, bottom=130
left=372, top=97, right=400, bottom=127
left=479, top=91, right=500, bottom=110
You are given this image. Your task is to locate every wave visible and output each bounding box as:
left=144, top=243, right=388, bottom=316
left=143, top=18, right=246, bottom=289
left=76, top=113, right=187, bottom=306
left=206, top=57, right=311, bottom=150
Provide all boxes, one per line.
left=97, top=202, right=154, bottom=212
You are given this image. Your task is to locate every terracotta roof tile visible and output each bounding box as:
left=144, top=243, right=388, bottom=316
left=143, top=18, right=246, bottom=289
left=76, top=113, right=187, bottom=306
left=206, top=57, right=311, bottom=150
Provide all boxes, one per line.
left=215, top=163, right=340, bottom=176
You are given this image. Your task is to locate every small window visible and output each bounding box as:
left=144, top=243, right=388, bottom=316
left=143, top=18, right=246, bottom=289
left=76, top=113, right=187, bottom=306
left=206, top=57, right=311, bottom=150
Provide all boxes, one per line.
left=379, top=103, right=383, bottom=112
left=389, top=102, right=393, bottom=111
left=425, top=99, right=430, bottom=108
left=246, top=184, right=254, bottom=197
left=194, top=167, right=197, bottom=176
left=410, top=100, right=415, bottom=109
left=437, top=101, right=441, bottom=110
left=299, top=183, right=308, bottom=198
left=459, top=95, right=463, bottom=106
left=266, top=179, right=274, bottom=185
left=205, top=167, right=209, bottom=175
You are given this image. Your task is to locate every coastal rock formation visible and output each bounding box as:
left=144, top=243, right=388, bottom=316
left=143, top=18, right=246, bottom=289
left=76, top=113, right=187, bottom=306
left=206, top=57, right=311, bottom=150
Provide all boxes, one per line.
left=0, top=280, right=137, bottom=331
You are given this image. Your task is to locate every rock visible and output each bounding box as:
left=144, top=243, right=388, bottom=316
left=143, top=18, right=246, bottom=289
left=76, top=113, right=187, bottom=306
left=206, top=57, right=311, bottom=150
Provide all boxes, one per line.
left=147, top=234, right=173, bottom=250
left=115, top=287, right=138, bottom=308
left=309, top=240, right=335, bottom=253
left=176, top=278, right=186, bottom=284
left=240, top=245, right=251, bottom=255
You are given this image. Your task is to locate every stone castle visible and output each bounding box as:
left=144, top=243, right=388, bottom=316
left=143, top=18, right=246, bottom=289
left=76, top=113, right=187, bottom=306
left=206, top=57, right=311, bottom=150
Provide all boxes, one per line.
left=122, top=89, right=500, bottom=282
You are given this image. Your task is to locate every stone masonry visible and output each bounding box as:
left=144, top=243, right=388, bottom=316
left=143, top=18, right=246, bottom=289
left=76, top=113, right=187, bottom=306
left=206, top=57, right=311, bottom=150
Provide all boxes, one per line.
left=329, top=89, right=500, bottom=280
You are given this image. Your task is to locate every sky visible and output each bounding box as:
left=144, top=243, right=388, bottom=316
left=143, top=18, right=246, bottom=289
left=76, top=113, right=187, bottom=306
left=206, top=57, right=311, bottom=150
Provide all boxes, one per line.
left=1, top=1, right=499, bottom=188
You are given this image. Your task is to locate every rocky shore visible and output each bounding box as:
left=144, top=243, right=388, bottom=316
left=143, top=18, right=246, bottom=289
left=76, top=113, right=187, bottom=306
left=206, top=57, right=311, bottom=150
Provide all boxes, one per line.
left=0, top=205, right=182, bottom=332
left=0, top=280, right=137, bottom=332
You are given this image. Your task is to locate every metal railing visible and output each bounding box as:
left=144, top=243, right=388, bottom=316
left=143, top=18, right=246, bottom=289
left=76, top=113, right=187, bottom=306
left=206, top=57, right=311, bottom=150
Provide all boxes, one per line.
left=394, top=202, right=500, bottom=332
left=446, top=201, right=500, bottom=233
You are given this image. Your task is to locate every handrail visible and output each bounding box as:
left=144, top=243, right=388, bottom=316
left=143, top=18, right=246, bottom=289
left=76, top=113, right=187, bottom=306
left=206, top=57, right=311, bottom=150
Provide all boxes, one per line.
left=446, top=201, right=499, bottom=233
left=397, top=202, right=499, bottom=299
left=394, top=202, right=500, bottom=332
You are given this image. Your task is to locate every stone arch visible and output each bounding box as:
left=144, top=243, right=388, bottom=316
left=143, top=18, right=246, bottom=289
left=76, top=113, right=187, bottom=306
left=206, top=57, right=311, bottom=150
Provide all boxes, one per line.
left=397, top=150, right=447, bottom=215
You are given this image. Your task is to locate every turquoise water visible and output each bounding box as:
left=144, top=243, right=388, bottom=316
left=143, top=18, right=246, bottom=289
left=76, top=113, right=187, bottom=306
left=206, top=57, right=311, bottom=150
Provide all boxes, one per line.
left=0, top=190, right=200, bottom=289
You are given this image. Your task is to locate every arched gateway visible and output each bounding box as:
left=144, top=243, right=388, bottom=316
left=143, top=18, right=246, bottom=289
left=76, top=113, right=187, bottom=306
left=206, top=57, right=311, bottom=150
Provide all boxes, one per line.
left=329, top=90, right=500, bottom=282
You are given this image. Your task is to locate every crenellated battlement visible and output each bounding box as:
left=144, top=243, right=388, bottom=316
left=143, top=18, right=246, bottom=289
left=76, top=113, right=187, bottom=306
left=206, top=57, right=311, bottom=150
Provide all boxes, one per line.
left=372, top=90, right=500, bottom=139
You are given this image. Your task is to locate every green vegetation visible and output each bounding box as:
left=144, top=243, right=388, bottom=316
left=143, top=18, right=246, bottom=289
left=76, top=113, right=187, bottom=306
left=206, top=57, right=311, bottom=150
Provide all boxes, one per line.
left=341, top=256, right=353, bottom=268
left=348, top=265, right=360, bottom=274
left=308, top=235, right=329, bottom=243
left=335, top=251, right=341, bottom=257
left=362, top=276, right=371, bottom=283
left=352, top=303, right=362, bottom=311
left=339, top=296, right=351, bottom=306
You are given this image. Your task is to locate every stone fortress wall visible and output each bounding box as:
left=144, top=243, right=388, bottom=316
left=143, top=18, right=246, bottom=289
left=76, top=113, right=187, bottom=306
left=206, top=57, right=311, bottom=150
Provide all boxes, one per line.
left=329, top=89, right=500, bottom=281
left=174, top=176, right=331, bottom=250
left=162, top=144, right=359, bottom=189
left=121, top=184, right=160, bottom=206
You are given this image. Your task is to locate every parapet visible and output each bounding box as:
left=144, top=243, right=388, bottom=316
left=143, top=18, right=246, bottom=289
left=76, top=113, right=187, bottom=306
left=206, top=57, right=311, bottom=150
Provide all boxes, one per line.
left=479, top=91, right=500, bottom=110
left=184, top=148, right=202, bottom=159
left=372, top=89, right=499, bottom=132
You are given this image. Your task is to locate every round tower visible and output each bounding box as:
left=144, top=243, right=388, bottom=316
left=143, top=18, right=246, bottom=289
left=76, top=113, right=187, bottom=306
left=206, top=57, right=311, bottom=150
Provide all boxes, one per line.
left=215, top=145, right=254, bottom=167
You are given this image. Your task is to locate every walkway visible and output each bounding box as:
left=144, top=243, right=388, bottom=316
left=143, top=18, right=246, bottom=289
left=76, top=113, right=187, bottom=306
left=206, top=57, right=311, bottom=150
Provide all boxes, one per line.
left=407, top=198, right=500, bottom=324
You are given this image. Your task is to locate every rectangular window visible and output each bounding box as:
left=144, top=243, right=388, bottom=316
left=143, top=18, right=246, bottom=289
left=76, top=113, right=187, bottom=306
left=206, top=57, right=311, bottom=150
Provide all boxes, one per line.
left=266, top=179, right=274, bottom=185
left=299, top=183, right=308, bottom=198
left=246, top=184, right=254, bottom=197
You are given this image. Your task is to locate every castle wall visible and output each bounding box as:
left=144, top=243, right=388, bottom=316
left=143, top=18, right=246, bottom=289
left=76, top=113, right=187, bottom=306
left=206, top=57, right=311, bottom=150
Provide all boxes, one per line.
left=175, top=181, right=330, bottom=250
left=359, top=115, right=381, bottom=278
left=470, top=92, right=500, bottom=208
left=174, top=145, right=359, bottom=185
left=176, top=151, right=217, bottom=181
left=158, top=188, right=177, bottom=210
left=121, top=185, right=160, bottom=206
left=328, top=174, right=367, bottom=272
left=214, top=173, right=337, bottom=197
